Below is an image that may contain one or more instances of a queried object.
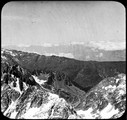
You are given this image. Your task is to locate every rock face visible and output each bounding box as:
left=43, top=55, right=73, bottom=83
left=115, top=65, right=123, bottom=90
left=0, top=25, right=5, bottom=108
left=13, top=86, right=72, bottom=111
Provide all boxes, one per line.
left=1, top=48, right=126, bottom=119
left=1, top=80, right=78, bottom=119
left=75, top=74, right=126, bottom=119
left=1, top=73, right=126, bottom=119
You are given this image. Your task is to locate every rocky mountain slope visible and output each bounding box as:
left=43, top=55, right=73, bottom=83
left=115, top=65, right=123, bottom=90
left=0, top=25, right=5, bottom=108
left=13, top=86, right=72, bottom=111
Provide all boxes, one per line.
left=1, top=48, right=126, bottom=119
left=1, top=48, right=125, bottom=91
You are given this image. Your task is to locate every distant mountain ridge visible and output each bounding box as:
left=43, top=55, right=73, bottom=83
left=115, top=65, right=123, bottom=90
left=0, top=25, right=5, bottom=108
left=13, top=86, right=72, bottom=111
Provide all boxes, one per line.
left=3, top=42, right=125, bottom=61
left=1, top=48, right=126, bottom=92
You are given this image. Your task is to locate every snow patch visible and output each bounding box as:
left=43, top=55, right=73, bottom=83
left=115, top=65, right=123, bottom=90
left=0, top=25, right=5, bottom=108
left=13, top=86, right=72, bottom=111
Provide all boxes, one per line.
left=3, top=100, right=18, bottom=118
left=21, top=92, right=64, bottom=119
left=21, top=107, right=41, bottom=119
left=1, top=56, right=7, bottom=60
left=76, top=103, right=119, bottom=119
left=2, top=49, right=17, bottom=56
left=105, top=85, right=116, bottom=90
left=118, top=90, right=125, bottom=95
left=99, top=103, right=119, bottom=119
left=116, top=78, right=119, bottom=83
left=32, top=75, right=46, bottom=85
left=76, top=107, right=95, bottom=119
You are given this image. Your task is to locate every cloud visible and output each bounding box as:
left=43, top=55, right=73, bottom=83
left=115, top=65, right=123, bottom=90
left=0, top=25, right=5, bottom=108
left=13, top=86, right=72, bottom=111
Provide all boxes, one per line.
left=17, top=44, right=30, bottom=47
left=70, top=42, right=84, bottom=45
left=58, top=53, right=74, bottom=58
left=41, top=43, right=52, bottom=47
left=44, top=52, right=74, bottom=58
left=88, top=41, right=125, bottom=50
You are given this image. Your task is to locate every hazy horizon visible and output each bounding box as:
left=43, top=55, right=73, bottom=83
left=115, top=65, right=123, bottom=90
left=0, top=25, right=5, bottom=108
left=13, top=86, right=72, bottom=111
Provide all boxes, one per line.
left=1, top=1, right=125, bottom=47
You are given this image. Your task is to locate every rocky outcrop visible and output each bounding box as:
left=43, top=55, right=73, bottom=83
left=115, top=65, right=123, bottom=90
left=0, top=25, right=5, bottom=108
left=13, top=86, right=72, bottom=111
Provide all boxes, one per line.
left=75, top=74, right=126, bottom=119
left=1, top=73, right=126, bottom=119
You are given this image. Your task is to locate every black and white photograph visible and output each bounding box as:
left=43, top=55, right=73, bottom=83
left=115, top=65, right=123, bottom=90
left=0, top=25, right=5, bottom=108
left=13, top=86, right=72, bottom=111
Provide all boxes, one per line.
left=1, top=1, right=126, bottom=119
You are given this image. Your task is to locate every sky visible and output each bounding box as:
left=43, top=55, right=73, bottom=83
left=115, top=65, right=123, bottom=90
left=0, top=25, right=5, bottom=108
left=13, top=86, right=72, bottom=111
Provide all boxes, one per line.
left=1, top=1, right=125, bottom=47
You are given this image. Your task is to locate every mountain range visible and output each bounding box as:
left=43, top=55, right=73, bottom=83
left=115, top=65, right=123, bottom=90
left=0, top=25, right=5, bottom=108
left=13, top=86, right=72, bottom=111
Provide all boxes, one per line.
left=3, top=41, right=126, bottom=61
left=1, top=48, right=126, bottom=119
left=1, top=48, right=125, bottom=91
